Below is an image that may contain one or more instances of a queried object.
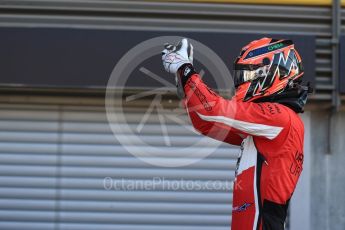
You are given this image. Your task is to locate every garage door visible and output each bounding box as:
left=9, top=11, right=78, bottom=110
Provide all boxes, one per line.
left=0, top=95, right=239, bottom=230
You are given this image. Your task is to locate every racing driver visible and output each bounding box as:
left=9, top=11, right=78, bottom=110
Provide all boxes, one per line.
left=161, top=38, right=312, bottom=230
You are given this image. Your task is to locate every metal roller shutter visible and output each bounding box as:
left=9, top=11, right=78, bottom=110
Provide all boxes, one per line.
left=0, top=96, right=238, bottom=230
left=0, top=103, right=59, bottom=230
left=0, top=0, right=335, bottom=100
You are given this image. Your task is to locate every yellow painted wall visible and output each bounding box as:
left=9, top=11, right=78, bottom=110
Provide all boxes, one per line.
left=165, top=0, right=345, bottom=6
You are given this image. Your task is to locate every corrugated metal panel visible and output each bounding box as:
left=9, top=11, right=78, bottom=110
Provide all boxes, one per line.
left=0, top=103, right=58, bottom=230
left=0, top=97, right=238, bottom=230
left=0, top=0, right=334, bottom=100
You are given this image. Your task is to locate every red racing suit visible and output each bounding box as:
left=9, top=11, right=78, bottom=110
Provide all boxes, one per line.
left=183, top=73, right=304, bottom=230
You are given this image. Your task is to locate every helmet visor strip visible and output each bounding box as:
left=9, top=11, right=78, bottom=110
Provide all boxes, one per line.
left=233, top=66, right=268, bottom=88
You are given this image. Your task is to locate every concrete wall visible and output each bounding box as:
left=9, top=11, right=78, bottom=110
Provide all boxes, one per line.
left=310, top=110, right=345, bottom=230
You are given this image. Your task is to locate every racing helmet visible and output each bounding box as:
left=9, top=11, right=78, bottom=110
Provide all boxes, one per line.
left=233, top=37, right=304, bottom=102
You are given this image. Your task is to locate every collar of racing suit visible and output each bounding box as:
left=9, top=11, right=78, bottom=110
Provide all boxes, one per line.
left=253, top=82, right=313, bottom=113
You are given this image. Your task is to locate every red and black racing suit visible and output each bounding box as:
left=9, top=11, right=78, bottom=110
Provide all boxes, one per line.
left=181, top=69, right=304, bottom=230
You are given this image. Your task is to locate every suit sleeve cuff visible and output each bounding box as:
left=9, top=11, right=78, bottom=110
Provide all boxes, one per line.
left=178, top=63, right=197, bottom=88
